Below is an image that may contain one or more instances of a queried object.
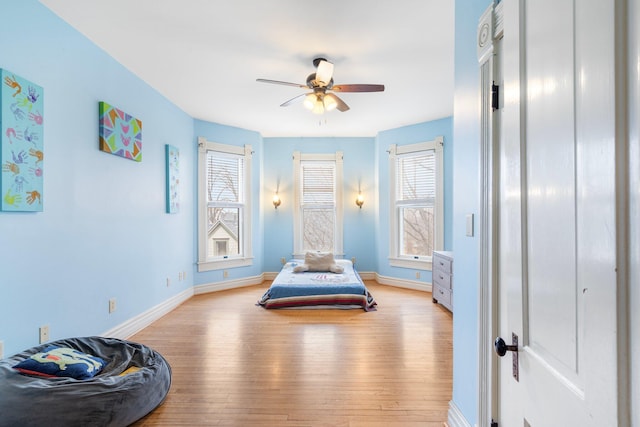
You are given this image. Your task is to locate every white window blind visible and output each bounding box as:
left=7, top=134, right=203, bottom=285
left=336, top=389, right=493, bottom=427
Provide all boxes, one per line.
left=207, top=152, right=244, bottom=204
left=301, top=162, right=335, bottom=205
left=397, top=151, right=435, bottom=204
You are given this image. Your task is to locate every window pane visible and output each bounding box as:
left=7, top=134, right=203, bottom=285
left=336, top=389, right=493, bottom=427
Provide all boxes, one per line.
left=207, top=207, right=241, bottom=258
left=400, top=206, right=434, bottom=257
left=303, top=208, right=334, bottom=252
left=397, top=152, right=435, bottom=202
left=207, top=151, right=244, bottom=203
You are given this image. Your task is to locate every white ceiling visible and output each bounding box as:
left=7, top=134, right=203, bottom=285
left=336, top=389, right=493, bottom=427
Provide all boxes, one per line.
left=40, top=0, right=454, bottom=137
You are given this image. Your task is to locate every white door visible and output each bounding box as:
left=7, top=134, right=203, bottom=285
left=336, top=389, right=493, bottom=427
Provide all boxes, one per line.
left=497, top=0, right=619, bottom=426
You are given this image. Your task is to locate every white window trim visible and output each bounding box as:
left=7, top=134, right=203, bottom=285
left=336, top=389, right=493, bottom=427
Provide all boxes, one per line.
left=388, top=136, right=444, bottom=270
left=197, top=136, right=253, bottom=272
left=292, top=151, right=344, bottom=258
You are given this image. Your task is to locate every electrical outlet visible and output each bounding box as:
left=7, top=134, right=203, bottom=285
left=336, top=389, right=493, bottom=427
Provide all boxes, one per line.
left=280, top=257, right=286, bottom=265
left=183, top=271, right=187, bottom=280
left=351, top=257, right=356, bottom=265
left=178, top=272, right=182, bottom=281
left=223, top=270, right=229, bottom=278
left=0, top=340, right=4, bottom=359
left=415, top=271, right=421, bottom=279
left=109, top=298, right=117, bottom=313
left=39, top=325, right=50, bottom=344
left=166, top=277, right=171, bottom=287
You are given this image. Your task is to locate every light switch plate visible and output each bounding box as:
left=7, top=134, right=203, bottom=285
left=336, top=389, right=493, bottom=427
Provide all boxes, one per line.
left=466, top=214, right=474, bottom=237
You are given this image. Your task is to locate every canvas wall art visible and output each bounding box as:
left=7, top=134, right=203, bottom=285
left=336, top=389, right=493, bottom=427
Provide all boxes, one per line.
left=165, top=144, right=179, bottom=214
left=0, top=69, right=44, bottom=212
left=99, top=101, right=142, bottom=162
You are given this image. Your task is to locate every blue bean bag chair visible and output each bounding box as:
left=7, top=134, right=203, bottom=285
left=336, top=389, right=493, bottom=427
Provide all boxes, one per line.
left=0, top=336, right=171, bottom=427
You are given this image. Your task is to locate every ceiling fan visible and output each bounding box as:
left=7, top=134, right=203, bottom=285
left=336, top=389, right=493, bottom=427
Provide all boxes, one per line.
left=257, top=58, right=385, bottom=114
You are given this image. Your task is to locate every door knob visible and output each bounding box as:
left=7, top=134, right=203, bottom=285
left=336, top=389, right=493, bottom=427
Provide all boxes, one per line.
left=494, top=336, right=518, bottom=357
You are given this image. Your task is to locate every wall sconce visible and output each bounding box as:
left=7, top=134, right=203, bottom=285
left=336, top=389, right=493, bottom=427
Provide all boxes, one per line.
left=273, top=193, right=281, bottom=209
left=355, top=192, right=364, bottom=209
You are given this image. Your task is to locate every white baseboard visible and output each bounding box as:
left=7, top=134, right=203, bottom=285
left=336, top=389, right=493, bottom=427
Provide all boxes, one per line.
left=448, top=401, right=474, bottom=427
left=193, top=274, right=265, bottom=295
left=356, top=271, right=376, bottom=280
left=101, top=287, right=193, bottom=340
left=375, top=273, right=432, bottom=292
left=263, top=272, right=278, bottom=281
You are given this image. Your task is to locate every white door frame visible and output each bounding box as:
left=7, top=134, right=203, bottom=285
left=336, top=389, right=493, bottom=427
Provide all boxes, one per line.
left=476, top=3, right=502, bottom=426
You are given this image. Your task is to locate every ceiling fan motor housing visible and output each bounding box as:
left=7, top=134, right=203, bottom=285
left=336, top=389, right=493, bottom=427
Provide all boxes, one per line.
left=306, top=73, right=334, bottom=89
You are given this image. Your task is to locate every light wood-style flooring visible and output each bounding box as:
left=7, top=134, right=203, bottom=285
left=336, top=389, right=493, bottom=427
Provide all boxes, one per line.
left=130, top=281, right=453, bottom=426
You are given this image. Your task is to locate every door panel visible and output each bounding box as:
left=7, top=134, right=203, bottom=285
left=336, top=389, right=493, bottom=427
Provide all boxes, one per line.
left=524, top=0, right=580, bottom=385
left=499, top=0, right=618, bottom=425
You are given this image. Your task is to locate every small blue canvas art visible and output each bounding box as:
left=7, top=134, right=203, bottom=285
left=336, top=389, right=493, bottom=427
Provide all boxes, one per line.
left=165, top=144, right=179, bottom=213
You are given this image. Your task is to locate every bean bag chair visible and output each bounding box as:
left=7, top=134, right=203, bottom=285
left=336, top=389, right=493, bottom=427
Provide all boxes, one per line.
left=0, top=336, right=171, bottom=427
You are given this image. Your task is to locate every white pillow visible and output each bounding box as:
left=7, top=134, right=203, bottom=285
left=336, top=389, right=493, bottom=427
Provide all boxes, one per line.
left=293, top=264, right=309, bottom=273
left=292, top=252, right=345, bottom=273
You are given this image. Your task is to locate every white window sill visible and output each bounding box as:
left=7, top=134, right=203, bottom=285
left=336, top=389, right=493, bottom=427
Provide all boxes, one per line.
left=197, top=257, right=253, bottom=272
left=388, top=257, right=432, bottom=271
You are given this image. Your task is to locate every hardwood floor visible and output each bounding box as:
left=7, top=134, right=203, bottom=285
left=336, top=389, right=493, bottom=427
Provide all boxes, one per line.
left=130, top=282, right=453, bottom=426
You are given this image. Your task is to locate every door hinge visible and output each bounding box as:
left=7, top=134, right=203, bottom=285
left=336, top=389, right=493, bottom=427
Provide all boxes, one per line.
left=491, top=81, right=499, bottom=111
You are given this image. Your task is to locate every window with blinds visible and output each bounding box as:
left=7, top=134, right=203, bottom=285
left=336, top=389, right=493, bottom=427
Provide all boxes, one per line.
left=206, top=151, right=244, bottom=259
left=396, top=151, right=436, bottom=257
left=293, top=151, right=344, bottom=256
left=197, top=137, right=253, bottom=272
left=388, top=137, right=443, bottom=269
left=300, top=161, right=336, bottom=252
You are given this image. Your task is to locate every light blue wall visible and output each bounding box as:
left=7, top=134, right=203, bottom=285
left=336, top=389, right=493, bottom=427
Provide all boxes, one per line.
left=0, top=1, right=195, bottom=356
left=451, top=0, right=490, bottom=424
left=375, top=117, right=454, bottom=284
left=0, top=11, right=472, bottom=419
left=192, top=120, right=264, bottom=284
left=262, top=137, right=377, bottom=272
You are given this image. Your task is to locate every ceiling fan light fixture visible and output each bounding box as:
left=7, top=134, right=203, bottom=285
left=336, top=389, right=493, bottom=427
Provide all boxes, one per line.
left=311, top=98, right=325, bottom=115
left=323, top=94, right=338, bottom=111
left=257, top=58, right=384, bottom=115
left=303, top=93, right=316, bottom=110
left=315, top=59, right=334, bottom=86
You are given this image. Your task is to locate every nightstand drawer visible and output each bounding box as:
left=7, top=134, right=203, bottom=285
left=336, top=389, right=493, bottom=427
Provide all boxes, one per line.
left=434, top=285, right=452, bottom=307
left=432, top=251, right=453, bottom=313
left=433, top=256, right=452, bottom=275
left=433, top=271, right=452, bottom=290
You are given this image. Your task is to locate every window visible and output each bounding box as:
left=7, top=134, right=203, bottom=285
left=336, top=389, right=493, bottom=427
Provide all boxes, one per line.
left=389, top=137, right=443, bottom=270
left=197, top=137, right=252, bottom=271
left=293, top=151, right=343, bottom=257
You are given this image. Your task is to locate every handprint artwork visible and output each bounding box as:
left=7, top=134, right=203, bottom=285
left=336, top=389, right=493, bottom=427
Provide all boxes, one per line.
left=3, top=75, right=21, bottom=97
left=26, top=190, right=40, bottom=205
left=1, top=69, right=43, bottom=211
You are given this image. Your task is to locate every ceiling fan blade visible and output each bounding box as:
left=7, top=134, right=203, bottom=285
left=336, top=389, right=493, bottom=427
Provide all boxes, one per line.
left=256, top=78, right=307, bottom=88
left=331, top=84, right=385, bottom=93
left=280, top=93, right=308, bottom=107
left=325, top=93, right=350, bottom=112
left=315, top=60, right=334, bottom=87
